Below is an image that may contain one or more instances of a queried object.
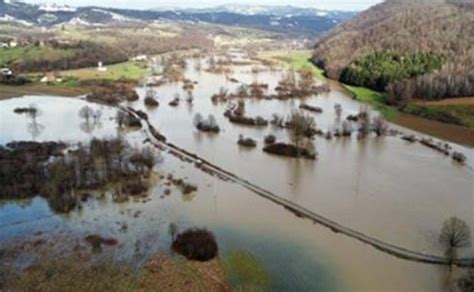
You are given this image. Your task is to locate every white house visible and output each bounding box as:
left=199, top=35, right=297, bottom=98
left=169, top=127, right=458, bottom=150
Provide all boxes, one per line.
left=132, top=55, right=148, bottom=62
left=40, top=74, right=63, bottom=83
left=1, top=68, right=13, bottom=76
left=97, top=61, right=107, bottom=72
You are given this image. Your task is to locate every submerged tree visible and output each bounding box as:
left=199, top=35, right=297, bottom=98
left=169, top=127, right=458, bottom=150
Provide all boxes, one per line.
left=357, top=106, right=371, bottom=137
left=439, top=217, right=471, bottom=269
left=26, top=104, right=44, bottom=140
left=288, top=110, right=316, bottom=155
left=168, top=223, right=179, bottom=241
left=334, top=103, right=342, bottom=120
left=79, top=105, right=102, bottom=134
left=79, top=106, right=94, bottom=124
left=372, top=116, right=388, bottom=136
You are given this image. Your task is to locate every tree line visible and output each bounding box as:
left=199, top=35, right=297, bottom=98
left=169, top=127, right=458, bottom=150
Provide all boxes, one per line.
left=340, top=51, right=445, bottom=92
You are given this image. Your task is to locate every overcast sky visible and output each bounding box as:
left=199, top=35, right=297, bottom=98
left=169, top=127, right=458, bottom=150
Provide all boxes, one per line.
left=23, top=0, right=384, bottom=11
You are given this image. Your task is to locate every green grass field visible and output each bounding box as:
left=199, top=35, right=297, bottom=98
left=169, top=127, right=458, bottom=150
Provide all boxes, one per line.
left=403, top=103, right=474, bottom=130
left=59, top=61, right=150, bottom=81
left=258, top=50, right=326, bottom=80
left=343, top=85, right=399, bottom=119
left=0, top=47, right=74, bottom=65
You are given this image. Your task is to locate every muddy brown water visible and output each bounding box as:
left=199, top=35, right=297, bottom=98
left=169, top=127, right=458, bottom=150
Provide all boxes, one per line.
left=131, top=57, right=474, bottom=257
left=0, top=54, right=473, bottom=291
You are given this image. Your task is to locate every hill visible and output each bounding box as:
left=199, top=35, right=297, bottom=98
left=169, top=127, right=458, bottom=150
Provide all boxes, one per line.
left=312, top=0, right=474, bottom=105
left=0, top=1, right=355, bottom=37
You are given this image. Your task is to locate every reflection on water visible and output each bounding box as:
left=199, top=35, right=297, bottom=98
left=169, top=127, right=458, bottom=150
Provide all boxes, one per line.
left=0, top=150, right=452, bottom=291
left=0, top=96, right=141, bottom=144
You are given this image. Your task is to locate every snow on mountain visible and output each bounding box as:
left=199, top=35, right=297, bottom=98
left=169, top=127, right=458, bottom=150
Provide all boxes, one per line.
left=0, top=14, right=33, bottom=26
left=218, top=4, right=268, bottom=15
left=39, top=3, right=76, bottom=13
left=91, top=8, right=138, bottom=22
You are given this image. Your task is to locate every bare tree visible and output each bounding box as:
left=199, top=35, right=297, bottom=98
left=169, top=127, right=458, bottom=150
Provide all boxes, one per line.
left=169, top=223, right=179, bottom=241
left=193, top=113, right=203, bottom=127
left=334, top=103, right=342, bottom=119
left=439, top=217, right=471, bottom=268
left=26, top=104, right=43, bottom=140
left=194, top=60, right=202, bottom=72
left=93, top=109, right=102, bottom=123
left=271, top=114, right=285, bottom=128
left=372, top=116, right=388, bottom=136
left=358, top=106, right=371, bottom=137
left=186, top=90, right=194, bottom=103
left=79, top=105, right=94, bottom=123
left=288, top=110, right=316, bottom=155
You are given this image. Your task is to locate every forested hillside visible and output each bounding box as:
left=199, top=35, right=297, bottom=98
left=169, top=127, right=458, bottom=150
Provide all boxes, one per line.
left=312, top=0, right=474, bottom=105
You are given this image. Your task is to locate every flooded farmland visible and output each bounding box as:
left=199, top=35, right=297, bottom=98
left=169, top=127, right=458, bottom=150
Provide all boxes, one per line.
left=0, top=52, right=473, bottom=291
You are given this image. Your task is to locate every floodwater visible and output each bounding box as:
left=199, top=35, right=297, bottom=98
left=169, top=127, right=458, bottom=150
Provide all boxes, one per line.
left=131, top=56, right=474, bottom=257
left=0, top=52, right=473, bottom=291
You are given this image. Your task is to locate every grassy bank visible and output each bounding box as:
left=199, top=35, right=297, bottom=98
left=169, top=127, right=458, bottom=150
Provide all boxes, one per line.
left=258, top=50, right=325, bottom=80
left=343, top=85, right=399, bottom=119
left=402, top=103, right=474, bottom=131
left=57, top=61, right=150, bottom=81
left=0, top=46, right=75, bottom=65
left=0, top=83, right=89, bottom=99
left=2, top=61, right=150, bottom=99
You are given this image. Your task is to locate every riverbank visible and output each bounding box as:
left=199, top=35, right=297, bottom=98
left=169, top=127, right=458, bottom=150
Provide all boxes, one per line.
left=0, top=83, right=88, bottom=100
left=263, top=50, right=474, bottom=146
left=257, top=50, right=326, bottom=80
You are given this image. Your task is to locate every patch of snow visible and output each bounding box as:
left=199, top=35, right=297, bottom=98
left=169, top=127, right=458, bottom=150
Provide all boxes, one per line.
left=0, top=14, right=34, bottom=26
left=39, top=3, right=76, bottom=13
left=68, top=17, right=94, bottom=26
left=91, top=8, right=138, bottom=22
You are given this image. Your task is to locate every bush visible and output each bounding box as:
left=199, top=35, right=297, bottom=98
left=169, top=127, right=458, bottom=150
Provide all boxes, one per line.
left=238, top=135, right=257, bottom=147
left=172, top=228, right=218, bottom=262
left=144, top=96, right=159, bottom=107
left=264, top=134, right=276, bottom=144
left=263, top=143, right=316, bottom=160
left=194, top=114, right=220, bottom=133
left=0, top=75, right=31, bottom=85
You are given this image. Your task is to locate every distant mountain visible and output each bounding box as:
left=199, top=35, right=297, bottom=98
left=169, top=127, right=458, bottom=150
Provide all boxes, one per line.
left=177, top=4, right=353, bottom=19
left=0, top=1, right=355, bottom=36
left=312, top=0, right=474, bottom=101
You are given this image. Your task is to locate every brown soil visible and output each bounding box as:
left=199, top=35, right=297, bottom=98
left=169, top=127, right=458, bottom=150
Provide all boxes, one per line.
left=138, top=254, right=229, bottom=292
left=415, top=97, right=474, bottom=106
left=0, top=84, right=88, bottom=100
left=394, top=114, right=474, bottom=147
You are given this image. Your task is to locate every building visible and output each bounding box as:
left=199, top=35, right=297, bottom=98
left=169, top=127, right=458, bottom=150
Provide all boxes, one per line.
left=132, top=55, right=148, bottom=62
left=40, top=73, right=62, bottom=83
left=0, top=68, right=13, bottom=76
left=97, top=61, right=107, bottom=72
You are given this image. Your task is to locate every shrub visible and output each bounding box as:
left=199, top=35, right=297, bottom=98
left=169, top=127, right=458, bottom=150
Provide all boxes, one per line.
left=144, top=97, right=159, bottom=107
left=264, top=134, right=276, bottom=144
left=263, top=143, right=316, bottom=160
left=172, top=228, right=218, bottom=262
left=238, top=135, right=257, bottom=147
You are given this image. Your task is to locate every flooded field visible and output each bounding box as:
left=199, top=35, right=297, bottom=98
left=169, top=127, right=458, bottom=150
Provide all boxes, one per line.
left=132, top=56, right=474, bottom=256
left=0, top=51, right=473, bottom=291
